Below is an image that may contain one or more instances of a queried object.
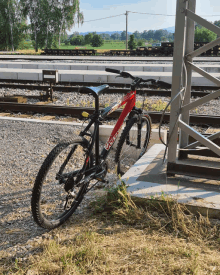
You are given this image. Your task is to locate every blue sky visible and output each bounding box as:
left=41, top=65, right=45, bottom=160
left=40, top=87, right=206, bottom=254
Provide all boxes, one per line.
left=69, top=0, right=220, bottom=34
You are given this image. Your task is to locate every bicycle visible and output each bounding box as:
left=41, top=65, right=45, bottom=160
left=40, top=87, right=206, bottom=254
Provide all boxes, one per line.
left=31, top=68, right=171, bottom=229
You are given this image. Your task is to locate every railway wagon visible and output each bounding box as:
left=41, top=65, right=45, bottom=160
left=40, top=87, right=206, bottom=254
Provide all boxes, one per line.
left=41, top=48, right=97, bottom=56
left=41, top=42, right=220, bottom=56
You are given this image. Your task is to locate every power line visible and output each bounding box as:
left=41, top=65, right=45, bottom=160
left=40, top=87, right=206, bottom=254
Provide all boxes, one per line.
left=83, top=11, right=220, bottom=24
left=128, top=11, right=175, bottom=16
left=83, top=13, right=124, bottom=23
left=129, top=10, right=220, bottom=17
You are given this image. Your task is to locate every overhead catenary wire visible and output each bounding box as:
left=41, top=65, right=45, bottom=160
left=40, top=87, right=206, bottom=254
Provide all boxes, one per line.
left=128, top=11, right=220, bottom=17
left=83, top=13, right=125, bottom=23
left=82, top=11, right=220, bottom=23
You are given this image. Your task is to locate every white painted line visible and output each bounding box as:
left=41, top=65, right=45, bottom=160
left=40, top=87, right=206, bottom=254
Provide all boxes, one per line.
left=0, top=116, right=82, bottom=126
left=0, top=116, right=167, bottom=145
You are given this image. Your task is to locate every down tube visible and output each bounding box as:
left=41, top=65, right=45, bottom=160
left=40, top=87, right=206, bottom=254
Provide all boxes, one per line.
left=101, top=95, right=136, bottom=160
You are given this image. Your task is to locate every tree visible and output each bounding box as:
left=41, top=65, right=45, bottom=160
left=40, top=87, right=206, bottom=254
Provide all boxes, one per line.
left=90, top=34, right=104, bottom=47
left=128, top=34, right=137, bottom=50
left=110, top=32, right=120, bottom=40
left=84, top=33, right=93, bottom=44
left=120, top=31, right=126, bottom=40
left=100, top=33, right=110, bottom=40
left=70, top=35, right=84, bottom=45
left=194, top=27, right=217, bottom=42
left=137, top=39, right=144, bottom=47
left=0, top=0, right=26, bottom=51
left=214, top=20, right=220, bottom=28
left=21, top=0, right=84, bottom=51
left=133, top=31, right=141, bottom=40
left=55, top=0, right=84, bottom=47
left=146, top=30, right=155, bottom=40
left=154, top=29, right=168, bottom=41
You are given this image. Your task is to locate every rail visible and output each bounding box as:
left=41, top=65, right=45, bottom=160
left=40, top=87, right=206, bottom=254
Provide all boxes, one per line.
left=0, top=102, right=219, bottom=126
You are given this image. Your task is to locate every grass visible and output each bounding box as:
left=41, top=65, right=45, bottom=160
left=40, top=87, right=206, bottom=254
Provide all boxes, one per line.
left=134, top=99, right=171, bottom=112
left=0, top=41, right=128, bottom=55
left=59, top=41, right=127, bottom=51
left=2, top=182, right=220, bottom=274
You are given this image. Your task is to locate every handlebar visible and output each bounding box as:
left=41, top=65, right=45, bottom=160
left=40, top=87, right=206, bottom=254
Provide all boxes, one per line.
left=105, top=67, right=171, bottom=89
left=105, top=68, right=121, bottom=74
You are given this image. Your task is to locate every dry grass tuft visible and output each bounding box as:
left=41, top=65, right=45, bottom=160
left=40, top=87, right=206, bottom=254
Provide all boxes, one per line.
left=17, top=49, right=43, bottom=55
left=2, top=183, right=220, bottom=274
left=91, top=183, right=220, bottom=243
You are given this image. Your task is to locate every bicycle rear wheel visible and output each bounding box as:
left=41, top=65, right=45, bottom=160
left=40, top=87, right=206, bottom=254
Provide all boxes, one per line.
left=31, top=137, right=91, bottom=229
left=115, top=114, right=151, bottom=176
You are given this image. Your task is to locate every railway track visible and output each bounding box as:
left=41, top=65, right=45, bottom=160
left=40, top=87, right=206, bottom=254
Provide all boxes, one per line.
left=0, top=102, right=220, bottom=126
left=0, top=82, right=218, bottom=97
left=2, top=55, right=220, bottom=63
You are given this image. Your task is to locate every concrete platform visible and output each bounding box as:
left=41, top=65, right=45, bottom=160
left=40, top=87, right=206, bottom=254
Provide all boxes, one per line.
left=0, top=68, right=219, bottom=86
left=122, top=144, right=220, bottom=218
left=1, top=55, right=220, bottom=62
left=1, top=61, right=220, bottom=73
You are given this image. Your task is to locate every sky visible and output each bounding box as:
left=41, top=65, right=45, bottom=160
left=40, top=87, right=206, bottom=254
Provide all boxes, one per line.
left=68, top=0, right=220, bottom=34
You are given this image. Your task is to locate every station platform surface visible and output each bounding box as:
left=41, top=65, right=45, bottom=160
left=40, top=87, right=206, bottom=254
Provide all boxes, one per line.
left=1, top=54, right=220, bottom=62
left=0, top=68, right=219, bottom=86
left=1, top=61, right=220, bottom=73
left=122, top=144, right=220, bottom=218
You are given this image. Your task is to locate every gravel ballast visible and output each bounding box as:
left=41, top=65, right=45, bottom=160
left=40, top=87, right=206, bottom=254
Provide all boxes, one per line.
left=0, top=119, right=117, bottom=260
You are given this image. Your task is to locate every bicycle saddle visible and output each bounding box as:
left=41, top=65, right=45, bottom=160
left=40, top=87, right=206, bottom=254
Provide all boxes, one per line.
left=79, top=84, right=109, bottom=97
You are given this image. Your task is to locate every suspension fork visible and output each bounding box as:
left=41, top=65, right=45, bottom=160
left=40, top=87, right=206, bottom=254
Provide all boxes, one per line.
left=125, top=108, right=143, bottom=148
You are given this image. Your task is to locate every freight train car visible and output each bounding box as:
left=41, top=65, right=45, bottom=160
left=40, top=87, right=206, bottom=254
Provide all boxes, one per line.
left=41, top=42, right=220, bottom=56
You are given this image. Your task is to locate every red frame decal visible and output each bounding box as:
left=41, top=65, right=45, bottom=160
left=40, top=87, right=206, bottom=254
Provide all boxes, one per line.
left=104, top=90, right=136, bottom=151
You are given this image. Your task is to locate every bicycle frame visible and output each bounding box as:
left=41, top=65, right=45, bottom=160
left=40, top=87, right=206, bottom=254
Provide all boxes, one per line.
left=80, top=89, right=137, bottom=170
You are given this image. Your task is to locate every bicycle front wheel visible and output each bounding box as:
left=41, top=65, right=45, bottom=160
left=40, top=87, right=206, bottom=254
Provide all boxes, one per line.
left=115, top=114, right=152, bottom=176
left=31, top=137, right=91, bottom=229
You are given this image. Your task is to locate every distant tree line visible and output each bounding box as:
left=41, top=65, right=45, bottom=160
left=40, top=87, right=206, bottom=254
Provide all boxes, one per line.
left=67, top=32, right=104, bottom=47
left=0, top=0, right=83, bottom=51
left=1, top=3, right=220, bottom=52
left=64, top=29, right=175, bottom=48
left=66, top=21, right=220, bottom=48
left=66, top=29, right=174, bottom=46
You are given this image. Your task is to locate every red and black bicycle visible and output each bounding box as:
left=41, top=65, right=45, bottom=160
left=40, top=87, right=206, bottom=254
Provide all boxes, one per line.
left=31, top=68, right=171, bottom=229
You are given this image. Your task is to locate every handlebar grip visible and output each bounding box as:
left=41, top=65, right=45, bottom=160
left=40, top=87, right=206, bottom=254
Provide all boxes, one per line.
left=105, top=68, right=121, bottom=74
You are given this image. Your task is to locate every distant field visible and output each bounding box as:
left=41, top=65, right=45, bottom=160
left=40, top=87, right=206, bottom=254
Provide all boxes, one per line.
left=59, top=41, right=127, bottom=50
left=5, top=40, right=151, bottom=54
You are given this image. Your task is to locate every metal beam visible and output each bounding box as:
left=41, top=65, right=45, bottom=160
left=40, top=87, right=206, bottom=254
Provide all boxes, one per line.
left=179, top=0, right=196, bottom=151
left=186, top=37, right=220, bottom=59
left=184, top=131, right=220, bottom=149
left=188, top=61, right=220, bottom=86
left=186, top=9, right=220, bottom=35
left=181, top=89, right=220, bottom=113
left=167, top=162, right=220, bottom=180
left=179, top=120, right=220, bottom=156
left=168, top=0, right=187, bottom=163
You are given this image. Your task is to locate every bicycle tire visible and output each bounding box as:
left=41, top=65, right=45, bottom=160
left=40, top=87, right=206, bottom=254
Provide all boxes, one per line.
left=31, top=137, right=91, bottom=229
left=115, top=114, right=152, bottom=176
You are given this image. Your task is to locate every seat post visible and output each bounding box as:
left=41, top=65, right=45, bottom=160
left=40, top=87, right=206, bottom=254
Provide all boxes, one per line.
left=94, top=94, right=99, bottom=114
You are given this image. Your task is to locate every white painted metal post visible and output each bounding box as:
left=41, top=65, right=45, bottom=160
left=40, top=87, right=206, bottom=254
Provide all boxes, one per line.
left=167, top=0, right=187, bottom=164
left=167, top=0, right=220, bottom=179
left=179, top=0, right=196, bottom=155
left=126, top=11, right=128, bottom=50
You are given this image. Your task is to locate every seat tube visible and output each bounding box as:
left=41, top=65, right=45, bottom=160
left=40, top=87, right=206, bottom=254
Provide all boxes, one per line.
left=94, top=95, right=99, bottom=165
left=95, top=122, right=99, bottom=165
